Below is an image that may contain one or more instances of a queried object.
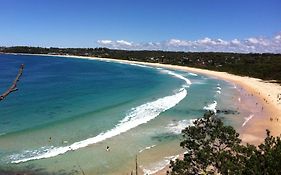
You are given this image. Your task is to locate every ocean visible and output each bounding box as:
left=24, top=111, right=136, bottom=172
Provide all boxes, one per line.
left=0, top=54, right=247, bottom=174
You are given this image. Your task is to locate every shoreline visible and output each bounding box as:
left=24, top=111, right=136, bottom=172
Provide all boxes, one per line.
left=3, top=53, right=281, bottom=174
left=29, top=53, right=281, bottom=138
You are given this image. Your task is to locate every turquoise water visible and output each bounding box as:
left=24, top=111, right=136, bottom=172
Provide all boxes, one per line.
left=0, top=54, right=244, bottom=174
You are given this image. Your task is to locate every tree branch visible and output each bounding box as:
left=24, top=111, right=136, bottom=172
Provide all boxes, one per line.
left=0, top=64, right=24, bottom=101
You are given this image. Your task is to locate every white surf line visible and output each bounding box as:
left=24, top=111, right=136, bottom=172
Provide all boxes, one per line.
left=128, top=63, right=152, bottom=68
left=142, top=154, right=181, bottom=175
left=188, top=72, right=198, bottom=76
left=160, top=69, right=192, bottom=86
left=10, top=70, right=191, bottom=164
left=166, top=119, right=195, bottom=135
left=73, top=55, right=154, bottom=69
left=11, top=89, right=187, bottom=163
left=203, top=101, right=217, bottom=113
left=139, top=145, right=156, bottom=153
left=216, top=86, right=222, bottom=94
left=21, top=53, right=153, bottom=69
left=242, top=114, right=254, bottom=127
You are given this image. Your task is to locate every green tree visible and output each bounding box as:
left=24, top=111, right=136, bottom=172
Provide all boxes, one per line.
left=169, top=112, right=281, bottom=175
left=244, top=130, right=281, bottom=175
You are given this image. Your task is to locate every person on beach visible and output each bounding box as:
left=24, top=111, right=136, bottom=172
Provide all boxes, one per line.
left=106, top=146, right=110, bottom=152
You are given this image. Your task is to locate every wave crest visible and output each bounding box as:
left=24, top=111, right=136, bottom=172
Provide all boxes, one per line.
left=203, top=101, right=217, bottom=113
left=166, top=119, right=195, bottom=134
left=11, top=89, right=187, bottom=164
left=10, top=70, right=191, bottom=164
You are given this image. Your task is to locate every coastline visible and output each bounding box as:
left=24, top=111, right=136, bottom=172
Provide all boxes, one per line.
left=36, top=53, right=281, bottom=139
left=142, top=63, right=281, bottom=143
left=4, top=53, right=281, bottom=174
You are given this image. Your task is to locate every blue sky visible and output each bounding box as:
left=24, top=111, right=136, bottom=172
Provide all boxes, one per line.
left=0, top=0, right=280, bottom=52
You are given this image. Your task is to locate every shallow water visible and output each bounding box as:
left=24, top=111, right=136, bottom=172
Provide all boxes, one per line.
left=0, top=54, right=246, bottom=174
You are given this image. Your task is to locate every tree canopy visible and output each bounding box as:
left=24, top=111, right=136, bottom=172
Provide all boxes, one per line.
left=169, top=112, right=281, bottom=175
left=1, top=46, right=281, bottom=82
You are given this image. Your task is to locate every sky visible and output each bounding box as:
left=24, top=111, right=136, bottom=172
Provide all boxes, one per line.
left=0, top=0, right=281, bottom=53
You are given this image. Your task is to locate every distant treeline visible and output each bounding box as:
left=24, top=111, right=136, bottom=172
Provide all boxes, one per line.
left=1, top=46, right=281, bottom=82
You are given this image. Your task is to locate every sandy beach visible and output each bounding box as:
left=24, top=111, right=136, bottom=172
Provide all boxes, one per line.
left=14, top=53, right=281, bottom=174
left=111, top=60, right=281, bottom=175
left=67, top=55, right=281, bottom=174
left=55, top=54, right=281, bottom=141
left=140, top=63, right=281, bottom=143
left=129, top=60, right=281, bottom=175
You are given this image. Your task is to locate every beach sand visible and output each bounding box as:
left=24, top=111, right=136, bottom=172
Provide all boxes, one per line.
left=150, top=64, right=281, bottom=143
left=15, top=53, right=281, bottom=138
left=14, top=53, right=281, bottom=174
left=135, top=63, right=281, bottom=175
left=132, top=64, right=281, bottom=175
left=63, top=55, right=281, bottom=141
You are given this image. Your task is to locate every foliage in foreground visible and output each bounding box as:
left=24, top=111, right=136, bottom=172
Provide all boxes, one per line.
left=169, top=112, right=281, bottom=175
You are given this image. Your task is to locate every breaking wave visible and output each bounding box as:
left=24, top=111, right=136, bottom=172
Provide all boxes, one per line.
left=128, top=63, right=152, bottom=68
left=10, top=70, right=191, bottom=164
left=203, top=101, right=217, bottom=113
left=139, top=145, right=156, bottom=153
left=166, top=119, right=195, bottom=134
left=188, top=72, right=198, bottom=76
left=142, top=154, right=180, bottom=175
left=160, top=70, right=192, bottom=86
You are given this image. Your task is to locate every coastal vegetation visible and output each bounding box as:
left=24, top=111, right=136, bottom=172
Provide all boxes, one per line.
left=1, top=47, right=281, bottom=83
left=168, top=112, right=281, bottom=175
left=1, top=48, right=281, bottom=174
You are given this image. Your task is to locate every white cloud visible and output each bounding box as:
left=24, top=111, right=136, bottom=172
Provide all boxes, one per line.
left=97, top=40, right=113, bottom=44
left=231, top=39, right=241, bottom=45
left=97, top=32, right=281, bottom=53
left=275, top=34, right=281, bottom=43
left=216, top=39, right=228, bottom=45
left=275, top=35, right=281, bottom=40
left=116, top=40, right=132, bottom=46
left=197, top=37, right=216, bottom=45
left=167, top=39, right=191, bottom=47
left=247, top=37, right=259, bottom=44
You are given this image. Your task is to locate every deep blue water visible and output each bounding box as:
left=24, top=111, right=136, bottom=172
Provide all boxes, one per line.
left=0, top=54, right=180, bottom=135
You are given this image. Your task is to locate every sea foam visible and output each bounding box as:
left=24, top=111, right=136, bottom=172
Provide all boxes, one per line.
left=166, top=119, right=195, bottom=134
left=242, top=114, right=254, bottom=127
left=128, top=63, right=151, bottom=68
left=10, top=70, right=191, bottom=164
left=203, top=101, right=217, bottom=113
left=216, top=86, right=222, bottom=94
left=160, top=70, right=192, bottom=86
left=188, top=72, right=198, bottom=76
left=142, top=154, right=180, bottom=175
left=139, top=145, right=156, bottom=153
